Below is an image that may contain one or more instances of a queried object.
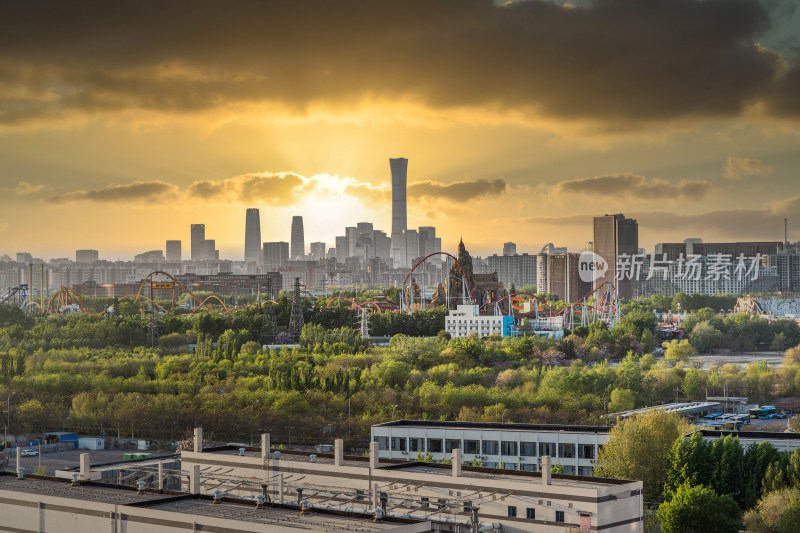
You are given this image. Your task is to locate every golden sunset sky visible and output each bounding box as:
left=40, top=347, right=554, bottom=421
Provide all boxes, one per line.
left=1, top=0, right=799, bottom=259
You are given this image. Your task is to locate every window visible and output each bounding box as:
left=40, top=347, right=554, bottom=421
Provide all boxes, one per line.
left=578, top=466, right=593, bottom=476
left=578, top=444, right=595, bottom=459
left=539, top=442, right=556, bottom=457
left=555, top=510, right=565, bottom=522
left=563, top=465, right=575, bottom=475
left=558, top=443, right=575, bottom=458
left=526, top=508, right=536, bottom=520
left=409, top=438, right=425, bottom=452
left=482, top=440, right=499, bottom=455
left=428, top=438, right=443, bottom=453
left=445, top=439, right=462, bottom=453
left=501, top=441, right=517, bottom=456
left=503, top=462, right=517, bottom=470
left=464, top=440, right=480, bottom=454
left=507, top=506, right=517, bottom=518
left=391, top=437, right=407, bottom=452
left=374, top=436, right=389, bottom=451
left=520, top=463, right=537, bottom=472
left=520, top=441, right=536, bottom=457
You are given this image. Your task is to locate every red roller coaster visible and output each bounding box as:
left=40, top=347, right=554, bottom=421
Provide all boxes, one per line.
left=401, top=252, right=476, bottom=312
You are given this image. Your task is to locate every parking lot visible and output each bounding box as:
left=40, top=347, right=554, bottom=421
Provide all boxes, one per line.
left=2, top=448, right=176, bottom=476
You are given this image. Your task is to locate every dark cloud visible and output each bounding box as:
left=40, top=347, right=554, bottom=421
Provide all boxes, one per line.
left=556, top=173, right=713, bottom=200
left=48, top=180, right=178, bottom=203
left=409, top=179, right=508, bottom=201
left=188, top=173, right=304, bottom=204
left=0, top=0, right=793, bottom=126
left=520, top=195, right=800, bottom=240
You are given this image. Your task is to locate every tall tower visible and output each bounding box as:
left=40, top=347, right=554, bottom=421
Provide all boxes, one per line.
left=291, top=216, right=305, bottom=260
left=245, top=208, right=262, bottom=263
left=190, top=224, right=205, bottom=261
left=593, top=214, right=638, bottom=299
left=390, top=158, right=408, bottom=267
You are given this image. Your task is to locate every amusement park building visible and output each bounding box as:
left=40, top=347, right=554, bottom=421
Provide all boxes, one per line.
left=487, top=253, right=537, bottom=289
left=445, top=304, right=514, bottom=338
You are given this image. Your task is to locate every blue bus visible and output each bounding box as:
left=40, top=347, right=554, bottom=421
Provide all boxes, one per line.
left=749, top=406, right=778, bottom=419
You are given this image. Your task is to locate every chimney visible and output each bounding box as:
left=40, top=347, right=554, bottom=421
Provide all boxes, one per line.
left=261, top=433, right=271, bottom=462
left=334, top=438, right=344, bottom=466
left=370, top=441, right=379, bottom=470
left=541, top=455, right=552, bottom=485
left=189, top=464, right=201, bottom=494
left=193, top=427, right=203, bottom=453
left=79, top=453, right=90, bottom=480
left=452, top=449, right=462, bottom=478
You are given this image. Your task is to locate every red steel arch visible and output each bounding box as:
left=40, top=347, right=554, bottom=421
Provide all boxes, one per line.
left=401, top=252, right=477, bottom=311
left=491, top=292, right=556, bottom=317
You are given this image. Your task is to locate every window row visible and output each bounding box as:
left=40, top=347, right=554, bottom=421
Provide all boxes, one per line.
left=507, top=506, right=565, bottom=523
left=374, top=437, right=596, bottom=459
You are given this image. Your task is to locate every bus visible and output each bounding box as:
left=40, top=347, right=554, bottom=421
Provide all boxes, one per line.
left=749, top=406, right=778, bottom=419
left=701, top=413, right=723, bottom=421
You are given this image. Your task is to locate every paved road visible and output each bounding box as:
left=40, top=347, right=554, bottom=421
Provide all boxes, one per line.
left=2, top=449, right=176, bottom=476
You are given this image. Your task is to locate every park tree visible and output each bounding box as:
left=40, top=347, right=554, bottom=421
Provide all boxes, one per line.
left=689, top=321, right=723, bottom=353
left=594, top=410, right=690, bottom=501
left=663, top=339, right=695, bottom=364
left=657, top=483, right=740, bottom=533
left=743, top=487, right=800, bottom=533
left=608, top=388, right=635, bottom=413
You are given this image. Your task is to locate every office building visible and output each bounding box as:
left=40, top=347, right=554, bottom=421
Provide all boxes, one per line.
left=334, top=235, right=347, bottom=263
left=372, top=420, right=611, bottom=476
left=593, top=214, right=638, bottom=298
left=290, top=216, right=305, bottom=259
left=165, top=240, right=181, bottom=262
left=134, top=250, right=164, bottom=263
left=262, top=241, right=289, bottom=271
left=418, top=226, right=441, bottom=259
left=390, top=158, right=408, bottom=267
left=503, top=242, right=517, bottom=256
left=190, top=224, right=207, bottom=261
left=345, top=226, right=359, bottom=258
left=75, top=249, right=99, bottom=263
left=310, top=242, right=326, bottom=262
left=244, top=208, right=262, bottom=264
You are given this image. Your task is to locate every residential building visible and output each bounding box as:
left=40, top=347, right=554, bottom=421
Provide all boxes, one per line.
left=76, top=249, right=99, bottom=263
left=262, top=241, right=289, bottom=272
left=487, top=253, right=537, bottom=289
left=593, top=214, right=638, bottom=298
left=503, top=242, right=517, bottom=256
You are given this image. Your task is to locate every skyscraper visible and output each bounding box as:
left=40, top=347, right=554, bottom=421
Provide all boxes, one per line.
left=503, top=242, right=517, bottom=256
left=191, top=224, right=205, bottom=261
left=245, top=208, right=262, bottom=264
left=263, top=241, right=289, bottom=271
left=390, top=158, right=408, bottom=266
left=593, top=214, right=639, bottom=299
left=310, top=242, right=326, bottom=262
left=166, top=240, right=181, bottom=261
left=291, top=216, right=305, bottom=259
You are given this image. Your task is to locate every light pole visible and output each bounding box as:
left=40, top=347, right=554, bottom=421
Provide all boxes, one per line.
left=3, top=392, right=15, bottom=444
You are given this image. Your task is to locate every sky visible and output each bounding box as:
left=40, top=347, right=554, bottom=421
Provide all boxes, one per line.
left=1, top=0, right=799, bottom=260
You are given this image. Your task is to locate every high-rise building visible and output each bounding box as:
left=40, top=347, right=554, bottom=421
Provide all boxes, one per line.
left=310, top=242, right=326, bottom=262
left=593, top=214, right=638, bottom=299
left=76, top=249, right=99, bottom=263
left=390, top=158, right=408, bottom=266
left=263, top=242, right=289, bottom=271
left=488, top=253, right=537, bottom=289
left=547, top=253, right=592, bottom=302
left=291, top=216, right=305, bottom=259
left=345, top=226, right=359, bottom=258
left=166, top=240, right=181, bottom=261
left=418, top=227, right=438, bottom=258
left=191, top=224, right=206, bottom=261
left=335, top=236, right=347, bottom=263
left=245, top=208, right=262, bottom=264
left=503, top=242, right=517, bottom=256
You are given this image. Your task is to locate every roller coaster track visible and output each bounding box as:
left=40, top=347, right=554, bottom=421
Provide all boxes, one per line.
left=131, top=271, right=225, bottom=311
left=49, top=286, right=85, bottom=314
left=401, top=252, right=476, bottom=312
left=491, top=292, right=556, bottom=317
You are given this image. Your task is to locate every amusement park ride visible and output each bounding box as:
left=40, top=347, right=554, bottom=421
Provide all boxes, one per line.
left=1, top=245, right=622, bottom=333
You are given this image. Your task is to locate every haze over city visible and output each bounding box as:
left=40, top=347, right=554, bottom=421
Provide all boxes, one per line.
left=2, top=0, right=800, bottom=259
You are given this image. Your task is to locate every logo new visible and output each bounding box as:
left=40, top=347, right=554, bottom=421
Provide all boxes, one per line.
left=578, top=251, right=608, bottom=283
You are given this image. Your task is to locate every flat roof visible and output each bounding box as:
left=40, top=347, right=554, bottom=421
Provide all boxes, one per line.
left=691, top=430, right=800, bottom=441
left=373, top=419, right=612, bottom=433
left=607, top=402, right=720, bottom=420
left=140, top=497, right=407, bottom=531
left=199, top=446, right=634, bottom=487
left=0, top=474, right=168, bottom=505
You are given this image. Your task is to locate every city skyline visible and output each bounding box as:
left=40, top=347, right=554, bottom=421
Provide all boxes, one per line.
left=1, top=1, right=799, bottom=258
